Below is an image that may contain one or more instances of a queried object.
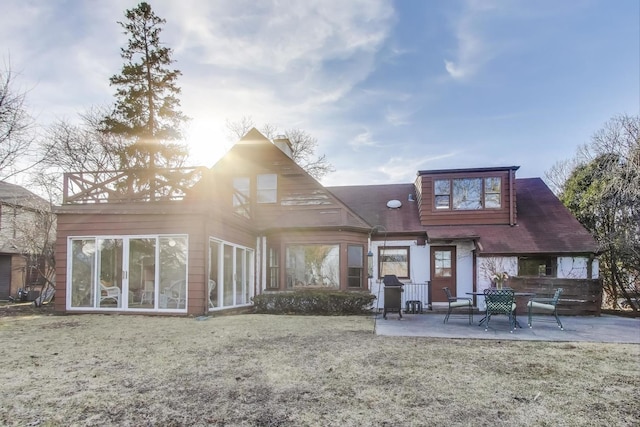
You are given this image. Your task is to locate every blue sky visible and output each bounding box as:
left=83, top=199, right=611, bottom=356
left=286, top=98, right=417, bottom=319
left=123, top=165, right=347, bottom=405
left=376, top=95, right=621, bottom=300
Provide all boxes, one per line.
left=2, top=0, right=638, bottom=186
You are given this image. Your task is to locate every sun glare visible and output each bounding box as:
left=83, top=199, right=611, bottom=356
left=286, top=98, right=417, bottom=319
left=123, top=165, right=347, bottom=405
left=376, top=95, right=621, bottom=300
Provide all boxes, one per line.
left=184, top=119, right=233, bottom=167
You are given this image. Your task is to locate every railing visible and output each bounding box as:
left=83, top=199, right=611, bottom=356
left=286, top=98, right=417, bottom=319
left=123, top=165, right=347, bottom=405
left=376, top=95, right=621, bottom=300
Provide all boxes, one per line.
left=62, top=167, right=207, bottom=204
left=508, top=277, right=603, bottom=316
left=371, top=281, right=431, bottom=312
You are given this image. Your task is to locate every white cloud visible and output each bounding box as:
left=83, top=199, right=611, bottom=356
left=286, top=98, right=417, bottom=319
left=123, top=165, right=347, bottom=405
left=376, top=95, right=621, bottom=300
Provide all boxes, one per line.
left=443, top=0, right=501, bottom=81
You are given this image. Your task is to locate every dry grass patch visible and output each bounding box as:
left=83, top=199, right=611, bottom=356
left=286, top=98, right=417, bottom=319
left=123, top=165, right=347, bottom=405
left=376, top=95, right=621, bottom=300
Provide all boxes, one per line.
left=1, top=313, right=638, bottom=426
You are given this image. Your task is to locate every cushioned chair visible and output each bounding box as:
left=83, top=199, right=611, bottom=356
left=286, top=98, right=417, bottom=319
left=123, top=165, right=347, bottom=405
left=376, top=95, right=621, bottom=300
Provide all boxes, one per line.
left=483, top=288, right=516, bottom=332
left=442, top=287, right=473, bottom=324
left=527, top=288, right=564, bottom=330
left=100, top=283, right=121, bottom=307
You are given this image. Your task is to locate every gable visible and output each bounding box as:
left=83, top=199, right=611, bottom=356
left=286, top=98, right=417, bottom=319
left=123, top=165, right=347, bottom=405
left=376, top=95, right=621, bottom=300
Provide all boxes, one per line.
left=191, top=129, right=371, bottom=231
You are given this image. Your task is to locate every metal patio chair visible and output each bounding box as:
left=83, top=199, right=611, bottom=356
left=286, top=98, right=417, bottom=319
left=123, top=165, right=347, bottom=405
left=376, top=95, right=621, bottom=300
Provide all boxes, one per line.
left=527, top=288, right=564, bottom=330
left=442, top=287, right=473, bottom=324
left=483, top=288, right=516, bottom=332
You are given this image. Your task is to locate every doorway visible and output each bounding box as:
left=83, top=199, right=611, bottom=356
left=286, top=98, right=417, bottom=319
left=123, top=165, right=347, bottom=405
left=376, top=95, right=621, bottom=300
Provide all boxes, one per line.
left=430, top=246, right=457, bottom=303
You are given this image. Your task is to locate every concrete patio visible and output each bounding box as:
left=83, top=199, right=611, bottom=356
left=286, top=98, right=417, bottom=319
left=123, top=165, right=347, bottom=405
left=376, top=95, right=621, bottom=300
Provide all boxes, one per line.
left=374, top=311, right=640, bottom=343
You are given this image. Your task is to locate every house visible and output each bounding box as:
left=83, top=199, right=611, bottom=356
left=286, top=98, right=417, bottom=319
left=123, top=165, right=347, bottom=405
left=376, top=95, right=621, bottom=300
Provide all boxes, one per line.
left=0, top=181, right=51, bottom=300
left=53, top=129, right=599, bottom=315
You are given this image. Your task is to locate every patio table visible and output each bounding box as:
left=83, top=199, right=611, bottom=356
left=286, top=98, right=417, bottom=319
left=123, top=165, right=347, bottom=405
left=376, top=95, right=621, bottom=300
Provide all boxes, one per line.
left=466, top=289, right=535, bottom=328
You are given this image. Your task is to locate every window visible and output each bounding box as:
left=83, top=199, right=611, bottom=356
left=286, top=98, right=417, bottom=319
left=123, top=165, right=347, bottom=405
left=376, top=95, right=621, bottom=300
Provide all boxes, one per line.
left=434, top=179, right=450, bottom=209
left=378, top=246, right=410, bottom=279
left=286, top=244, right=339, bottom=288
left=434, top=177, right=502, bottom=210
left=267, top=247, right=280, bottom=289
left=518, top=257, right=557, bottom=277
left=347, top=245, right=364, bottom=288
left=233, top=177, right=250, bottom=217
left=484, top=177, right=501, bottom=208
left=453, top=178, right=482, bottom=210
left=257, top=174, right=277, bottom=203
left=433, top=250, right=452, bottom=277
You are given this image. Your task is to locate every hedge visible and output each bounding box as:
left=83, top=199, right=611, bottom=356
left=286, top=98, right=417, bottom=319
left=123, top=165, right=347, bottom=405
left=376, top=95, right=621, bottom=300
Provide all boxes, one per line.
left=252, top=290, right=376, bottom=315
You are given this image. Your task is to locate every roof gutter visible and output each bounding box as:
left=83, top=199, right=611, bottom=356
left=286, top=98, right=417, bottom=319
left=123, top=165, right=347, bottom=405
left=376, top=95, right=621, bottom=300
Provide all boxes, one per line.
left=509, top=169, right=515, bottom=226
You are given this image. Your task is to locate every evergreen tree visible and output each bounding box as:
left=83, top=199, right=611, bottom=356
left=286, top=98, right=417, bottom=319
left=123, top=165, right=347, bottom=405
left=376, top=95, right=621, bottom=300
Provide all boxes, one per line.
left=103, top=2, right=189, bottom=170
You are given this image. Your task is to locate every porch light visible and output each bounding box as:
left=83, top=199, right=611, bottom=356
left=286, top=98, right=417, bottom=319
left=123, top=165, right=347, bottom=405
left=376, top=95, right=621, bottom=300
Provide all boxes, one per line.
left=367, top=250, right=374, bottom=278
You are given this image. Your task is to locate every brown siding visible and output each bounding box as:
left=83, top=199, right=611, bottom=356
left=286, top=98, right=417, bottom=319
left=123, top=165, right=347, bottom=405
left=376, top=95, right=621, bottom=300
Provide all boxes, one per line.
left=267, top=229, right=369, bottom=291
left=55, top=211, right=256, bottom=315
left=418, top=170, right=514, bottom=226
left=199, top=142, right=369, bottom=231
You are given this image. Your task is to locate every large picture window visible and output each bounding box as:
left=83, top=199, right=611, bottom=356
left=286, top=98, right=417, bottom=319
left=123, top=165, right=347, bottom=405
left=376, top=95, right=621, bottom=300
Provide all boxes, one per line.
left=286, top=244, right=339, bottom=288
left=378, top=246, right=410, bottom=279
left=67, top=235, right=188, bottom=312
left=519, top=257, right=557, bottom=277
left=433, top=177, right=502, bottom=210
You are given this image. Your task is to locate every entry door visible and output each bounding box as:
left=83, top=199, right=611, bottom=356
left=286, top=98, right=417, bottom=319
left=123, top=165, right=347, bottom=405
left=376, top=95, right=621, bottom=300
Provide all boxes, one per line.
left=430, top=246, right=456, bottom=302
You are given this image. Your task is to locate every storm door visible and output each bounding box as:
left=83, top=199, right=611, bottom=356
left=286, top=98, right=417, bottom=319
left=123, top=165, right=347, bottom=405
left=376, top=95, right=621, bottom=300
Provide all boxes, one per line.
left=430, top=246, right=457, bottom=302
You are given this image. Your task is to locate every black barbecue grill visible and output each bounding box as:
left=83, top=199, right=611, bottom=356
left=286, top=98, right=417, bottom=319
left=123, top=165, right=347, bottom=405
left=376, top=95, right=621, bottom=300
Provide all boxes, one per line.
left=382, top=275, right=404, bottom=319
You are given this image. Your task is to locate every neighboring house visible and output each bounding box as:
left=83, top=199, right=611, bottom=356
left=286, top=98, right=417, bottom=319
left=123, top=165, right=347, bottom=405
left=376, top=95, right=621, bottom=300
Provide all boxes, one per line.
left=53, top=129, right=599, bottom=315
left=0, top=181, right=51, bottom=300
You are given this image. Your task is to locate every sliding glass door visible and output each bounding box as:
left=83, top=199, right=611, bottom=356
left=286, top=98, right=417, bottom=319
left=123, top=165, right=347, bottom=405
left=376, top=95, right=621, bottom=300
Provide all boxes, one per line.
left=68, top=235, right=187, bottom=311
left=209, top=238, right=254, bottom=310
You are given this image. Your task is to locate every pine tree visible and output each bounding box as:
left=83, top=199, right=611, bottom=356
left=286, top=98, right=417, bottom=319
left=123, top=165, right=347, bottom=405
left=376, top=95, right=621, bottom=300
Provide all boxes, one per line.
left=103, top=2, right=189, bottom=170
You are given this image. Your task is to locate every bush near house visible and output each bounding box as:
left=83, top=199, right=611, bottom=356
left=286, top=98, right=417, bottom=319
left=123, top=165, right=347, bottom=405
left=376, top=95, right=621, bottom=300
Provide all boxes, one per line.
left=252, top=290, right=376, bottom=315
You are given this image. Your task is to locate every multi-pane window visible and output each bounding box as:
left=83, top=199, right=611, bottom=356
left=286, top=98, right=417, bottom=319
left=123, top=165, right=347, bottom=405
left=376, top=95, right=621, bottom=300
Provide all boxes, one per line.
left=347, top=245, right=364, bottom=288
left=434, top=250, right=452, bottom=278
left=434, top=180, right=451, bottom=210
left=484, top=177, right=501, bottom=208
left=257, top=174, right=277, bottom=203
left=267, top=247, right=280, bottom=289
left=434, top=177, right=501, bottom=210
left=378, top=246, right=410, bottom=279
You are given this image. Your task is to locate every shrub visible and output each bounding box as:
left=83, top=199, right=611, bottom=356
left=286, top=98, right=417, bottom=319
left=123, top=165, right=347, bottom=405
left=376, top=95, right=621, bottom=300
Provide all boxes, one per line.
left=252, top=290, right=376, bottom=315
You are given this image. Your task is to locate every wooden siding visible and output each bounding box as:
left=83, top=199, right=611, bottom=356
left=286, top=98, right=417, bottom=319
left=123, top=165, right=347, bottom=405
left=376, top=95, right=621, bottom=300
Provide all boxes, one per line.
left=508, top=276, right=602, bottom=316
left=55, top=211, right=250, bottom=316
left=193, top=142, right=370, bottom=231
left=267, top=229, right=369, bottom=291
left=416, top=170, right=515, bottom=226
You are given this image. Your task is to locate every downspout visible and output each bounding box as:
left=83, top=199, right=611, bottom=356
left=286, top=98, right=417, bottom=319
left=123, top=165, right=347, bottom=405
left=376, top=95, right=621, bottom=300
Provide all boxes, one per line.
left=509, top=169, right=515, bottom=226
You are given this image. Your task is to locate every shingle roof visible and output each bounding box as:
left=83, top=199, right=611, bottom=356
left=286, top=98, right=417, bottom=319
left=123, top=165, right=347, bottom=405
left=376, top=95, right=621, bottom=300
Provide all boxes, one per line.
left=328, top=178, right=598, bottom=255
left=0, top=181, right=49, bottom=210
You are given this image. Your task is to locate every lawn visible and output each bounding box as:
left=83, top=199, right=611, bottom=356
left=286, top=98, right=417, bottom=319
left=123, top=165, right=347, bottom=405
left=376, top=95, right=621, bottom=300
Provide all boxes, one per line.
left=0, top=310, right=638, bottom=426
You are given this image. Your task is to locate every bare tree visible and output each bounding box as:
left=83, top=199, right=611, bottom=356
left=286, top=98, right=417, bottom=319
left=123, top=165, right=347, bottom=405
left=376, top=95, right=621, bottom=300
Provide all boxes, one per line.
left=40, top=106, right=127, bottom=173
left=5, top=187, right=56, bottom=304
left=0, top=63, right=35, bottom=180
left=226, top=116, right=335, bottom=180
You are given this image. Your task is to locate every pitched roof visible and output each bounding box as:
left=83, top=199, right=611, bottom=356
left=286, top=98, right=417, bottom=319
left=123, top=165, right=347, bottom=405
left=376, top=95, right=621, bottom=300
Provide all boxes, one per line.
left=0, top=181, right=49, bottom=210
left=328, top=178, right=598, bottom=254
left=327, top=183, right=423, bottom=235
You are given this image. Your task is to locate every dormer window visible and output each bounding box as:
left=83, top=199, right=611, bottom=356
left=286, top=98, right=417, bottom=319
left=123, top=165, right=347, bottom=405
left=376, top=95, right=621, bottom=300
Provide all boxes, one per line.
left=257, top=174, right=277, bottom=203
left=434, top=177, right=501, bottom=210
